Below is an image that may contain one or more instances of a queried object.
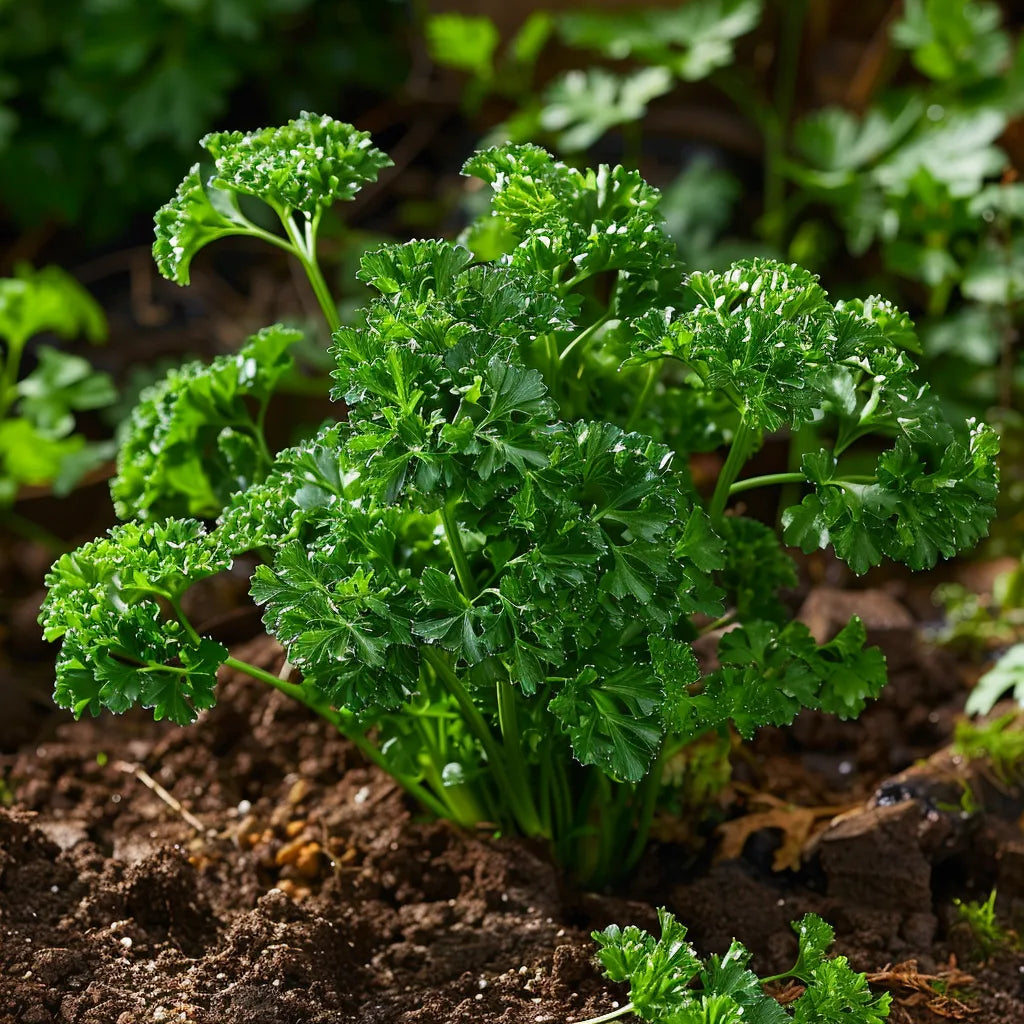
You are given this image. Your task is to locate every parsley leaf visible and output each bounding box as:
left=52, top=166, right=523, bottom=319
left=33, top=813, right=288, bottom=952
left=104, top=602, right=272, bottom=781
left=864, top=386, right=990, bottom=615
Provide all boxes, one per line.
left=41, top=519, right=231, bottom=724
left=112, top=324, right=302, bottom=521
left=589, top=908, right=890, bottom=1024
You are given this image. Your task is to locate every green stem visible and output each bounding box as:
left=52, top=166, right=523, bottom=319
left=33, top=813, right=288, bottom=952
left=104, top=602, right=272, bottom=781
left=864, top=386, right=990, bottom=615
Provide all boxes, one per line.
left=410, top=715, right=487, bottom=827
left=169, top=598, right=202, bottom=644
left=224, top=654, right=451, bottom=819
left=422, top=647, right=542, bottom=836
left=440, top=503, right=476, bottom=598
left=574, top=1002, right=637, bottom=1024
left=623, top=753, right=664, bottom=872
left=277, top=208, right=341, bottom=333
left=496, top=676, right=547, bottom=837
left=709, top=419, right=753, bottom=522
left=558, top=309, right=612, bottom=363
left=698, top=612, right=737, bottom=637
left=729, top=471, right=805, bottom=496
left=625, top=362, right=659, bottom=432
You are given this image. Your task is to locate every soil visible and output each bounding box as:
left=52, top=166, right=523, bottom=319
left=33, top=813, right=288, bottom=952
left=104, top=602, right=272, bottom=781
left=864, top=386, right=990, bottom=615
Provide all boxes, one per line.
left=2, top=582, right=1023, bottom=1024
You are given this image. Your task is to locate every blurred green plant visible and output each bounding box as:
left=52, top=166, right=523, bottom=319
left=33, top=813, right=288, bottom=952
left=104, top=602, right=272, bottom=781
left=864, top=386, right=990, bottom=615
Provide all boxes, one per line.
left=0, top=264, right=115, bottom=506
left=953, top=887, right=1020, bottom=961
left=953, top=712, right=1024, bottom=784
left=935, top=554, right=1024, bottom=714
left=0, top=0, right=407, bottom=237
left=426, top=0, right=1024, bottom=413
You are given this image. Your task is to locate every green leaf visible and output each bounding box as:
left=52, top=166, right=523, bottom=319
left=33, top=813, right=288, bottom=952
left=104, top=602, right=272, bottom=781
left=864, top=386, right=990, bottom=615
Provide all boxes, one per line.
left=592, top=908, right=702, bottom=1019
left=413, top=566, right=493, bottom=664
left=792, top=101, right=922, bottom=177
left=112, top=324, right=301, bottom=521
left=462, top=145, right=683, bottom=311
left=717, top=517, right=797, bottom=623
left=217, top=422, right=354, bottom=554
left=560, top=0, right=762, bottom=81
left=153, top=165, right=250, bottom=286
left=0, top=264, right=106, bottom=349
left=965, top=643, right=1024, bottom=716
left=789, top=914, right=835, bottom=983
left=539, top=67, right=674, bottom=152
left=17, top=346, right=117, bottom=438
left=426, top=14, right=500, bottom=78
left=783, top=421, right=1000, bottom=574
left=548, top=664, right=665, bottom=781
left=204, top=112, right=392, bottom=218
left=0, top=418, right=84, bottom=491
left=673, top=619, right=886, bottom=740
left=793, top=956, right=891, bottom=1023
left=252, top=531, right=416, bottom=713
left=700, top=942, right=789, bottom=1024
left=154, top=115, right=392, bottom=284
left=41, top=518, right=231, bottom=724
left=892, top=0, right=1010, bottom=83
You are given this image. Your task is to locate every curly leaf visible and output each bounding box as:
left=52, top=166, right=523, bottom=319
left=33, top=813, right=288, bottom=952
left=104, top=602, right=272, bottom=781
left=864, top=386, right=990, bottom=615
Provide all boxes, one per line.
left=203, top=112, right=392, bottom=217
left=112, top=324, right=301, bottom=521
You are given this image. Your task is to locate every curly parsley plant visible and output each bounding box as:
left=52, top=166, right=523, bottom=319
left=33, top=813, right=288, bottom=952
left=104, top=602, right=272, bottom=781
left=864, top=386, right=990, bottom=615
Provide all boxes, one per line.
left=41, top=117, right=998, bottom=885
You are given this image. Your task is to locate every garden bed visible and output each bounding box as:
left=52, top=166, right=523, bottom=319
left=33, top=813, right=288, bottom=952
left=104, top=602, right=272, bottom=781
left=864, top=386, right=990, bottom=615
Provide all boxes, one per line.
left=3, top=591, right=1022, bottom=1024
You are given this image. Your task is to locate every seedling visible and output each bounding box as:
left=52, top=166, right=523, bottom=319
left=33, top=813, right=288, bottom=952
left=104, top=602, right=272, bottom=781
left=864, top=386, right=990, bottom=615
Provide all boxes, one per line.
left=953, top=888, right=1020, bottom=962
left=41, top=116, right=999, bottom=884
left=580, top=909, right=891, bottom=1023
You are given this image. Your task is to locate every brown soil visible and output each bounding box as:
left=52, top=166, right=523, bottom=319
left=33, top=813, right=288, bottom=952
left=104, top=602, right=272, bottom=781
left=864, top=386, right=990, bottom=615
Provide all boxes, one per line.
left=2, top=595, right=1023, bottom=1024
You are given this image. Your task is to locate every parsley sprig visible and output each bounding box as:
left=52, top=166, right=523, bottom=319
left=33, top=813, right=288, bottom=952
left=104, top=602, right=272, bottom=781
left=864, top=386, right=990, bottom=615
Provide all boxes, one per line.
left=584, top=909, right=891, bottom=1023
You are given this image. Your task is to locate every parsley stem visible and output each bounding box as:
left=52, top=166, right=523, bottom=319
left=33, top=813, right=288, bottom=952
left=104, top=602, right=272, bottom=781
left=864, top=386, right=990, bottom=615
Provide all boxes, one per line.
left=440, top=503, right=476, bottom=598
left=729, top=471, right=805, bottom=496
left=623, top=753, right=664, bottom=872
left=410, top=716, right=487, bottom=827
left=625, top=362, right=659, bottom=432
left=224, top=655, right=451, bottom=820
left=709, top=419, right=754, bottom=522
left=276, top=207, right=341, bottom=334
left=496, top=676, right=546, bottom=837
left=559, top=304, right=615, bottom=362
left=422, top=647, right=543, bottom=837
left=573, top=1000, right=637, bottom=1024
left=168, top=599, right=202, bottom=645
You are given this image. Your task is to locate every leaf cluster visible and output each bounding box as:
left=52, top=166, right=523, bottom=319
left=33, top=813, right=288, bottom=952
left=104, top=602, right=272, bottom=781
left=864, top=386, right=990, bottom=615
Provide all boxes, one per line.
left=591, top=909, right=891, bottom=1023
left=111, top=324, right=301, bottom=521
left=0, top=265, right=115, bottom=503
left=154, top=112, right=392, bottom=286
left=40, top=518, right=230, bottom=725
left=634, top=258, right=1000, bottom=573
left=0, top=0, right=408, bottom=237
